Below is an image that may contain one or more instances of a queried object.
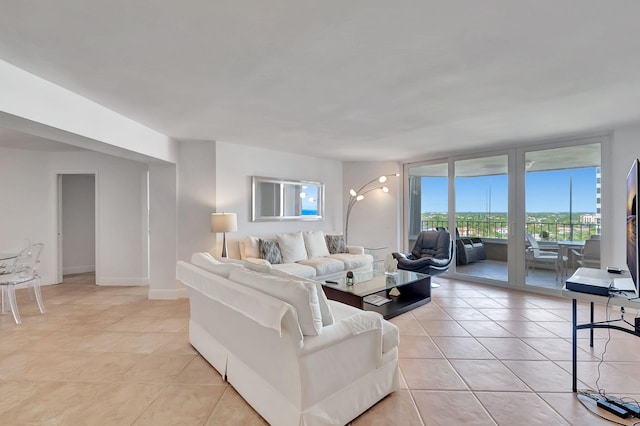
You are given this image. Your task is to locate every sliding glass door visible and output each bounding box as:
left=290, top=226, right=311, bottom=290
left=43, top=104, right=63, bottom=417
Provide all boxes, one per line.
left=524, top=143, right=601, bottom=289
left=404, top=137, right=606, bottom=293
left=454, top=155, right=509, bottom=283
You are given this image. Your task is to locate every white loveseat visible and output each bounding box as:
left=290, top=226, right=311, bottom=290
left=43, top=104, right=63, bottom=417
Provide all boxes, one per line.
left=238, top=231, right=373, bottom=281
left=176, top=254, right=400, bottom=426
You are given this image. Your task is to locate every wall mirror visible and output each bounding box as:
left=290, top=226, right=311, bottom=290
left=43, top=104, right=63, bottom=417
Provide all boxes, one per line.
left=251, top=176, right=324, bottom=221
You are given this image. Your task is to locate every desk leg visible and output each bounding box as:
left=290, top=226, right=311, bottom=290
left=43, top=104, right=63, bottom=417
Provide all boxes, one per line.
left=572, top=298, right=577, bottom=393
left=590, top=302, right=594, bottom=347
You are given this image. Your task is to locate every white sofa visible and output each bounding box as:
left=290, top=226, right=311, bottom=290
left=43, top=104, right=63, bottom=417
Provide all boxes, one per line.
left=238, top=231, right=374, bottom=281
left=176, top=254, right=400, bottom=426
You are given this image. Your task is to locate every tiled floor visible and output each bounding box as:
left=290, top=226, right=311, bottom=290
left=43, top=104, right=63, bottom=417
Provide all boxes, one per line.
left=1, top=273, right=639, bottom=425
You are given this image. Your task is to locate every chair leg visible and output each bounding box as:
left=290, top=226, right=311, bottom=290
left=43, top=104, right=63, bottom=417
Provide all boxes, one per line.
left=32, top=279, right=45, bottom=314
left=6, top=284, right=21, bottom=325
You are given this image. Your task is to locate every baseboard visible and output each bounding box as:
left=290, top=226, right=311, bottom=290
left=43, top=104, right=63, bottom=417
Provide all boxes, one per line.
left=96, top=276, right=150, bottom=286
left=63, top=265, right=95, bottom=275
left=148, top=287, right=188, bottom=300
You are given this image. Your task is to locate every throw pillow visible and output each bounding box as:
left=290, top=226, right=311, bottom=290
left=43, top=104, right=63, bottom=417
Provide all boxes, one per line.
left=260, top=239, right=283, bottom=264
left=325, top=234, right=347, bottom=254
left=276, top=231, right=308, bottom=263
left=303, top=230, right=330, bottom=258
left=243, top=236, right=260, bottom=259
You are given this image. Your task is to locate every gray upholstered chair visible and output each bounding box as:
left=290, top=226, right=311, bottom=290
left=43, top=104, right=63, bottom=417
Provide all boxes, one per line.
left=392, top=230, right=454, bottom=276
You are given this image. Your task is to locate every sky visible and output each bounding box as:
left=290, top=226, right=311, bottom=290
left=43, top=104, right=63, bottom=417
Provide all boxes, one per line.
left=421, top=167, right=598, bottom=213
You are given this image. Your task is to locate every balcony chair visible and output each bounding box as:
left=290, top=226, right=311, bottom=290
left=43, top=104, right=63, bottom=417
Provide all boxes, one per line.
left=0, top=242, right=46, bottom=324
left=392, top=230, right=454, bottom=276
left=571, top=238, right=600, bottom=269
left=525, top=233, right=567, bottom=280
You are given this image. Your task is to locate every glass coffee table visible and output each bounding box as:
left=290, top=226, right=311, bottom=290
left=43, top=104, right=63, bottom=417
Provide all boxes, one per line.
left=320, top=270, right=431, bottom=319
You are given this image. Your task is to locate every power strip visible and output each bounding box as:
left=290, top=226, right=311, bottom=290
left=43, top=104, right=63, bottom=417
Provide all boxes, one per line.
left=597, top=399, right=630, bottom=418
left=609, top=399, right=640, bottom=417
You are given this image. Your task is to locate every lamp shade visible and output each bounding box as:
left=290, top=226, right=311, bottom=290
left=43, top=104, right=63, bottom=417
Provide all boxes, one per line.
left=211, top=212, right=237, bottom=233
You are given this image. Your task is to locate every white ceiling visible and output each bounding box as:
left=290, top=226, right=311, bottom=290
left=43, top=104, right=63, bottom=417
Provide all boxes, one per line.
left=1, top=1, right=640, bottom=161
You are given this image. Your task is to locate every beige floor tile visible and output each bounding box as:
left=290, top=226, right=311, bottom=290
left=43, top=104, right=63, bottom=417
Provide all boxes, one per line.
left=61, top=382, right=166, bottom=425
left=432, top=336, right=495, bottom=360
left=399, top=335, right=444, bottom=359
left=412, top=390, right=497, bottom=425
left=496, top=321, right=560, bottom=338
left=153, top=332, right=199, bottom=355
left=476, top=308, right=529, bottom=321
left=522, top=337, right=599, bottom=362
left=457, top=320, right=513, bottom=338
left=106, top=332, right=176, bottom=353
left=451, top=359, right=529, bottom=391
left=477, top=337, right=546, bottom=360
left=440, top=307, right=490, bottom=321
left=418, top=319, right=471, bottom=337
left=463, top=298, right=507, bottom=309
left=411, top=304, right=454, bottom=321
left=389, top=313, right=427, bottom=335
left=123, top=353, right=196, bottom=383
left=476, top=391, right=570, bottom=425
left=6, top=351, right=97, bottom=381
left=400, top=358, right=468, bottom=390
left=177, top=356, right=227, bottom=385
left=502, top=360, right=575, bottom=392
left=206, top=387, right=268, bottom=425
left=0, top=380, right=52, bottom=416
left=432, top=296, right=472, bottom=308
left=66, top=352, right=145, bottom=382
left=538, top=392, right=614, bottom=425
left=133, top=384, right=225, bottom=425
left=352, top=390, right=422, bottom=425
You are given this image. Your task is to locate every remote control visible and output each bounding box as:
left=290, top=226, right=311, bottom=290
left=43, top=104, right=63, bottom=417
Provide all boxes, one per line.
left=325, top=280, right=338, bottom=284
left=607, top=266, right=623, bottom=274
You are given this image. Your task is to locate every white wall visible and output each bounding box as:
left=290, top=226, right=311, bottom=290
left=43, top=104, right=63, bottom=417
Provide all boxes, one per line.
left=50, top=151, right=149, bottom=285
left=343, top=161, right=402, bottom=257
left=214, top=142, right=343, bottom=258
left=177, top=141, right=217, bottom=261
left=609, top=124, right=640, bottom=269
left=0, top=148, right=51, bottom=256
left=61, top=174, right=96, bottom=274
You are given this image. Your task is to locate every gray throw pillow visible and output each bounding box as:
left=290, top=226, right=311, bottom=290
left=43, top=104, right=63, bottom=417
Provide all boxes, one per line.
left=259, top=239, right=283, bottom=264
left=325, top=234, right=347, bottom=254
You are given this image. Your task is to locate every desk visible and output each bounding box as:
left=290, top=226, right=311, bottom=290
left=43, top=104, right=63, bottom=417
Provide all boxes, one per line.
left=562, top=268, right=640, bottom=392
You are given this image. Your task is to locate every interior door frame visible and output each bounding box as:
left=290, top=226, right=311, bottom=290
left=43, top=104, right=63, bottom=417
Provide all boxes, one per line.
left=55, top=170, right=99, bottom=284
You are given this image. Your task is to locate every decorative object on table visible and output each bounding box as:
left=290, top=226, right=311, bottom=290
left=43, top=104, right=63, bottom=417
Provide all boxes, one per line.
left=388, top=287, right=401, bottom=297
left=345, top=173, right=399, bottom=244
left=384, top=253, right=398, bottom=274
left=211, top=212, right=237, bottom=257
left=346, top=270, right=354, bottom=286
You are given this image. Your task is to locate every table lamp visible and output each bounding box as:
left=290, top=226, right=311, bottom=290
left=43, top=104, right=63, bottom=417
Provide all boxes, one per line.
left=211, top=212, right=237, bottom=257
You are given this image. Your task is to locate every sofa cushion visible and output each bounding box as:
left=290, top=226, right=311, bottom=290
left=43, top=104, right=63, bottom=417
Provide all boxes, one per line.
left=269, top=269, right=335, bottom=326
left=303, top=231, right=330, bottom=258
left=328, top=253, right=374, bottom=270
left=277, top=232, right=308, bottom=263
left=229, top=268, right=323, bottom=336
left=259, top=239, right=283, bottom=264
left=325, top=234, right=347, bottom=254
left=298, top=257, right=344, bottom=276
left=190, top=252, right=243, bottom=278
left=271, top=263, right=317, bottom=279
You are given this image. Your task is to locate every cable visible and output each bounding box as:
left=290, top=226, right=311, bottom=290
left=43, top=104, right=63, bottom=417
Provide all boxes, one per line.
left=594, top=295, right=614, bottom=398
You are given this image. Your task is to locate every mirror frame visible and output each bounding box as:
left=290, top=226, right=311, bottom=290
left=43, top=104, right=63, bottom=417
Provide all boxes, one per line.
left=251, top=176, right=325, bottom=222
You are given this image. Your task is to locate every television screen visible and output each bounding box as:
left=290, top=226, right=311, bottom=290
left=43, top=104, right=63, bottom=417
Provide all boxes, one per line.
left=626, top=159, right=639, bottom=296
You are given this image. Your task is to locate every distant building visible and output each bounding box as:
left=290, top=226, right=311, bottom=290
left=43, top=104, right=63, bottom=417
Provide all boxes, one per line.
left=581, top=213, right=598, bottom=224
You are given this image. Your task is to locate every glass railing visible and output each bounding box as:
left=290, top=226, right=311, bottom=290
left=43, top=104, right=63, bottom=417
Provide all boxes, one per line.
left=419, top=220, right=600, bottom=242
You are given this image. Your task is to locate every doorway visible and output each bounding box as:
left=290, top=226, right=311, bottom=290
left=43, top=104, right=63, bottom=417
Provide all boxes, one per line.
left=58, top=174, right=96, bottom=282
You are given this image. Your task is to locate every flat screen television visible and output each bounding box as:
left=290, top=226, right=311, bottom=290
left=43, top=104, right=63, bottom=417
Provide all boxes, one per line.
left=626, top=158, right=639, bottom=297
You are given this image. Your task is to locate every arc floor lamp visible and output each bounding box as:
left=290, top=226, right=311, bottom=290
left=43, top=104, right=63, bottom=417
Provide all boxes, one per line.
left=345, top=173, right=399, bottom=244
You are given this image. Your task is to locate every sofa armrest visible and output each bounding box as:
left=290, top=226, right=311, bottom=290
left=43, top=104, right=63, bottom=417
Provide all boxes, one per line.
left=346, top=245, right=365, bottom=255
left=300, top=311, right=382, bottom=356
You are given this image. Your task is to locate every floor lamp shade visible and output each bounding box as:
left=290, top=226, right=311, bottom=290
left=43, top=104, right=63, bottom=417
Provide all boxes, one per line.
left=211, top=213, right=237, bottom=257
